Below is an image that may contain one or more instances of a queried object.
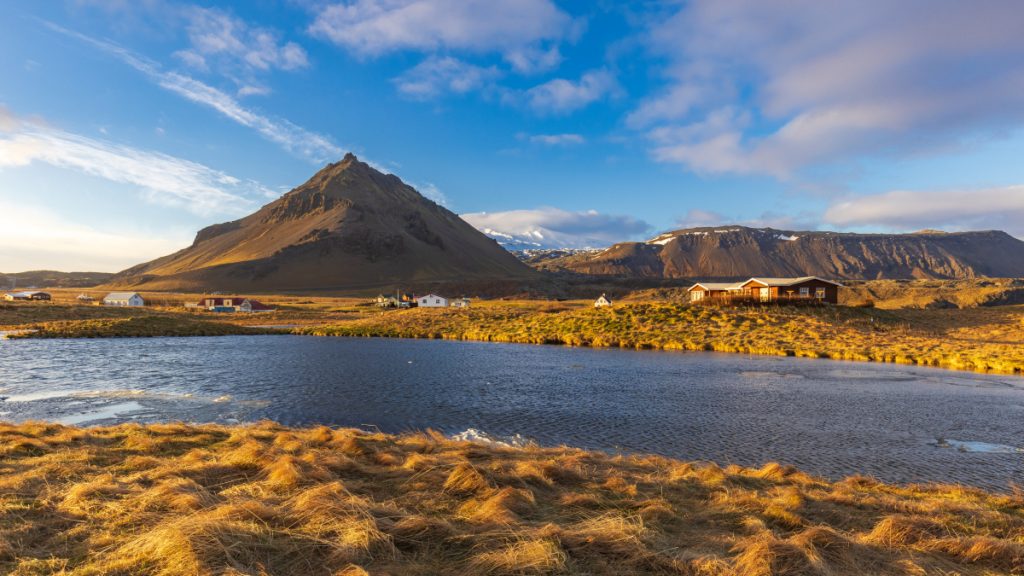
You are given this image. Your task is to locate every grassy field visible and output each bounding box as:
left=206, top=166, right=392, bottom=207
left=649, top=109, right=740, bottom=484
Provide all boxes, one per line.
left=4, top=292, right=1024, bottom=375
left=1, top=421, right=1021, bottom=575
left=299, top=302, right=1024, bottom=375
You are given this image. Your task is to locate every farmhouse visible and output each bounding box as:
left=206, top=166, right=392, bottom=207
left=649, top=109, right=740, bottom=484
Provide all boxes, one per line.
left=417, top=294, right=448, bottom=308
left=687, top=277, right=842, bottom=304
left=3, top=291, right=51, bottom=301
left=195, top=297, right=274, bottom=313
left=594, top=294, right=613, bottom=308
left=103, top=292, right=145, bottom=307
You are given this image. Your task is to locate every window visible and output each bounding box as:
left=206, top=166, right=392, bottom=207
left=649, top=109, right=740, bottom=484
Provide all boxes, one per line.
left=799, top=287, right=809, bottom=297
left=691, top=291, right=703, bottom=301
left=815, top=287, right=826, bottom=299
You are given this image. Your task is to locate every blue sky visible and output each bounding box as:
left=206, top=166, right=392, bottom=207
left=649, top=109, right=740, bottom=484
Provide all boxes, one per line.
left=2, top=1, right=1024, bottom=271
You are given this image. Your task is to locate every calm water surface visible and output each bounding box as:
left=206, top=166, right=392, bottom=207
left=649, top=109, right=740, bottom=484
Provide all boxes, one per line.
left=1, top=335, right=1022, bottom=490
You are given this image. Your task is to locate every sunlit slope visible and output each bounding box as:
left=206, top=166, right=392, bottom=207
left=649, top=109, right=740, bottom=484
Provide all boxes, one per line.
left=109, top=154, right=535, bottom=292
left=547, top=227, right=1024, bottom=280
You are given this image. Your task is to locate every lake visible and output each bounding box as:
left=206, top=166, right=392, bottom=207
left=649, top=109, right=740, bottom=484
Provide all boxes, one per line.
left=1, top=335, right=1022, bottom=490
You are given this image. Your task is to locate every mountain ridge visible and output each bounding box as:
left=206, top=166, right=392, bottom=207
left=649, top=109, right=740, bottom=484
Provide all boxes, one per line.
left=533, top=225, right=1024, bottom=280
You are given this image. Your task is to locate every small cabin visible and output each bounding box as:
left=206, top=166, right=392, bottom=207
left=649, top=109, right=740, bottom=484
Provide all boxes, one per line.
left=450, top=297, right=471, bottom=309
left=594, top=294, right=613, bottom=308
left=417, top=294, right=448, bottom=308
left=687, top=283, right=740, bottom=303
left=103, top=292, right=145, bottom=307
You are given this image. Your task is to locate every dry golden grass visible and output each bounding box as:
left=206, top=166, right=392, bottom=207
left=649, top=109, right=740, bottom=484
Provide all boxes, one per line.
left=6, top=294, right=1024, bottom=375
left=1, top=421, right=1022, bottom=575
left=300, top=302, right=1024, bottom=375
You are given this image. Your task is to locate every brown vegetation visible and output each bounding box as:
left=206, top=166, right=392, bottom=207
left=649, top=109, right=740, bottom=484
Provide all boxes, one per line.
left=1, top=422, right=1022, bottom=575
left=6, top=292, right=1024, bottom=375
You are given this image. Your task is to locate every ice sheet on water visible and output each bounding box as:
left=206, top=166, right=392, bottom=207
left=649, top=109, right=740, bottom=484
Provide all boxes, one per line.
left=450, top=428, right=534, bottom=448
left=933, top=439, right=1023, bottom=454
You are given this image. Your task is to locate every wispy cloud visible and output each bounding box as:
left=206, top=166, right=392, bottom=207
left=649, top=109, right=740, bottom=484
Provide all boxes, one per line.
left=176, top=6, right=309, bottom=75
left=526, top=133, right=585, bottom=146
left=309, top=0, right=571, bottom=71
left=0, top=107, right=267, bottom=216
left=45, top=21, right=342, bottom=163
left=462, top=207, right=650, bottom=248
left=524, top=69, right=619, bottom=114
left=393, top=56, right=500, bottom=99
left=824, top=185, right=1024, bottom=238
left=634, top=0, right=1024, bottom=177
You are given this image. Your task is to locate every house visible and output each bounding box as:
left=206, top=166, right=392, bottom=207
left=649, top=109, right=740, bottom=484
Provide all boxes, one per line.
left=594, top=294, right=613, bottom=308
left=195, top=297, right=274, bottom=313
left=687, top=283, right=740, bottom=303
left=739, top=277, right=842, bottom=304
left=3, top=291, right=51, bottom=301
left=686, top=277, right=842, bottom=305
left=417, top=294, right=448, bottom=308
left=103, top=292, right=145, bottom=307
left=375, top=294, right=399, bottom=308
left=450, top=297, right=471, bottom=308
left=238, top=299, right=274, bottom=313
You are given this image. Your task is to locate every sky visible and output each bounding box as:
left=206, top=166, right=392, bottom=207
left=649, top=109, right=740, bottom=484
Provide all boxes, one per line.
left=2, top=0, right=1024, bottom=272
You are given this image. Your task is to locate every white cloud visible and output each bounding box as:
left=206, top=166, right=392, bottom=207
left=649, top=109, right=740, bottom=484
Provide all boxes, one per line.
left=176, top=7, right=309, bottom=74
left=527, top=133, right=585, bottom=146
left=309, top=0, right=571, bottom=63
left=525, top=69, right=619, bottom=114
left=635, top=0, right=1024, bottom=177
left=0, top=110, right=266, bottom=217
left=462, top=207, right=650, bottom=249
left=393, top=56, right=500, bottom=99
left=824, top=185, right=1024, bottom=237
left=46, top=22, right=342, bottom=163
left=0, top=201, right=191, bottom=273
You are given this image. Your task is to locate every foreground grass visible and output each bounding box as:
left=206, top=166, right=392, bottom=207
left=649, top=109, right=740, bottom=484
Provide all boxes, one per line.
left=0, top=422, right=1021, bottom=575
left=299, top=303, right=1024, bottom=375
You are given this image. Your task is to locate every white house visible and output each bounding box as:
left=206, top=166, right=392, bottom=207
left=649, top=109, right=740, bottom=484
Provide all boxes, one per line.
left=103, top=292, right=145, bottom=307
left=417, top=294, right=448, bottom=308
left=450, top=297, right=471, bottom=308
left=594, top=294, right=613, bottom=308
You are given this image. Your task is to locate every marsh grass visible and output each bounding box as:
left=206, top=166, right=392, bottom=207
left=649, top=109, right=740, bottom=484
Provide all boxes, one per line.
left=1, top=422, right=1022, bottom=575
left=299, top=303, right=1024, bottom=375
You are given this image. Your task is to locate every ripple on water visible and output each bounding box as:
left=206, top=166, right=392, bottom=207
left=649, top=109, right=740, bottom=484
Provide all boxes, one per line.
left=1, top=336, right=1022, bottom=490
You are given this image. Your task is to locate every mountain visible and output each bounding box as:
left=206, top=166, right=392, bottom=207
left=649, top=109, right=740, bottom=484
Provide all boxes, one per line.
left=108, top=154, right=536, bottom=292
left=0, top=270, right=115, bottom=289
left=534, top=226, right=1024, bottom=280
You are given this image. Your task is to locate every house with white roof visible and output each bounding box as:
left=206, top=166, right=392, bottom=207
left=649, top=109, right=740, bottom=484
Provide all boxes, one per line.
left=417, top=294, right=448, bottom=308
left=103, top=292, right=145, bottom=307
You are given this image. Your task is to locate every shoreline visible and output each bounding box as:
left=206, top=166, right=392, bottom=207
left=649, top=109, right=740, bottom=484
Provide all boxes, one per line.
left=1, top=420, right=1021, bottom=575
left=4, top=300, right=1024, bottom=376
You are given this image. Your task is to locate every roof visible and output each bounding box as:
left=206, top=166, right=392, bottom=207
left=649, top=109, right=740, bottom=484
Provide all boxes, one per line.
left=743, top=276, right=844, bottom=287
left=243, top=299, right=274, bottom=311
left=688, top=282, right=742, bottom=291
left=417, top=293, right=447, bottom=299
left=104, top=292, right=141, bottom=300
